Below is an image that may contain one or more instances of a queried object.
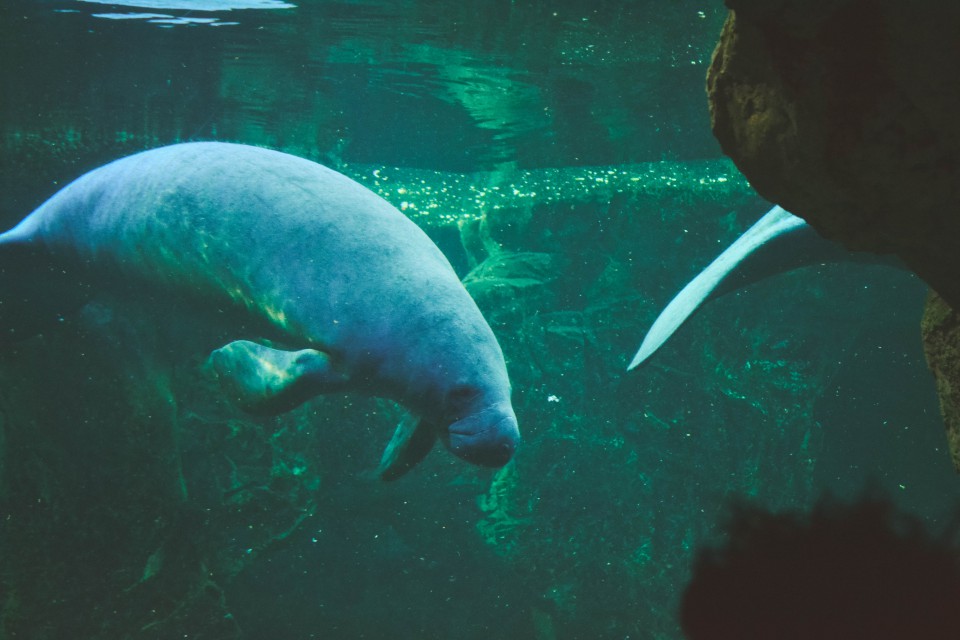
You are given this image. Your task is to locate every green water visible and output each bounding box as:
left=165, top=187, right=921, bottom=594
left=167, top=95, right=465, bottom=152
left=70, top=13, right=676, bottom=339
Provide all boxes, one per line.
left=0, top=1, right=955, bottom=638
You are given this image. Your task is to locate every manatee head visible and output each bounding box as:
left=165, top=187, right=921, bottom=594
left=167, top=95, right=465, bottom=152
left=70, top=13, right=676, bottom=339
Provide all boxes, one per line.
left=440, top=387, right=519, bottom=467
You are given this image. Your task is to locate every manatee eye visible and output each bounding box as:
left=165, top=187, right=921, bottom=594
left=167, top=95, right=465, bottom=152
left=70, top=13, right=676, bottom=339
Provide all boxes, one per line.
left=447, top=384, right=480, bottom=406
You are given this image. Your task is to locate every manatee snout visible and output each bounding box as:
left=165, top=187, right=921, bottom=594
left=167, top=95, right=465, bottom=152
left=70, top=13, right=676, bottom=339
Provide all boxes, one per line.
left=445, top=404, right=519, bottom=468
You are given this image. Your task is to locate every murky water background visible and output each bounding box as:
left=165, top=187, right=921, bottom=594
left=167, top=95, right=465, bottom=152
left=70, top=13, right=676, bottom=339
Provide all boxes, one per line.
left=0, top=2, right=956, bottom=638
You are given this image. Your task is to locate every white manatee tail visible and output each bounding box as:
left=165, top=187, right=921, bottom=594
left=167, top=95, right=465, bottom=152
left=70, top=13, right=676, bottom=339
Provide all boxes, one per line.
left=628, top=206, right=860, bottom=370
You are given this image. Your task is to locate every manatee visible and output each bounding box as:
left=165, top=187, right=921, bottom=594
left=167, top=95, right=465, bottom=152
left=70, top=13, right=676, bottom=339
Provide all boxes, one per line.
left=629, top=205, right=903, bottom=369
left=0, top=142, right=519, bottom=479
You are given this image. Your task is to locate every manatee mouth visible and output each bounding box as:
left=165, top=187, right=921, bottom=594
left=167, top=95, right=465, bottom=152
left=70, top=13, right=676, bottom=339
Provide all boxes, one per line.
left=447, top=414, right=519, bottom=468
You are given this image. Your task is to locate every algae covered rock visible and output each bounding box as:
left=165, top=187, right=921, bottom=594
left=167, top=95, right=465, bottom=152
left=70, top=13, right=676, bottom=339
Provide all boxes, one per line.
left=707, top=0, right=960, bottom=308
left=921, top=292, right=960, bottom=471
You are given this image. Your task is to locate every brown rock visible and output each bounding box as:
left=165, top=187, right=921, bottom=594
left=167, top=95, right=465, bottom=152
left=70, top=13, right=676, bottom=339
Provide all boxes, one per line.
left=707, top=0, right=960, bottom=308
left=922, top=291, right=960, bottom=472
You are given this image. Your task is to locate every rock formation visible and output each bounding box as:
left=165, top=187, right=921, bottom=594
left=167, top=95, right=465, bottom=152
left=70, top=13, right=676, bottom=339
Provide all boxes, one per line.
left=705, top=0, right=960, bottom=470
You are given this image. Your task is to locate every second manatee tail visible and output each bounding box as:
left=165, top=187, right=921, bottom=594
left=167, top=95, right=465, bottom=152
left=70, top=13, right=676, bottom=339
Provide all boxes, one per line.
left=628, top=206, right=862, bottom=370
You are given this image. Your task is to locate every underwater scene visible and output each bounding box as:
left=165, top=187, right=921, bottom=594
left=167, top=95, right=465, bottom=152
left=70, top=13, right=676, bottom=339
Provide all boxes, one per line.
left=1, top=1, right=958, bottom=638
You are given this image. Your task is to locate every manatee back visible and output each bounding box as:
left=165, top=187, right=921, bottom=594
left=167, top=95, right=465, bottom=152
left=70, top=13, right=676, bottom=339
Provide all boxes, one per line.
left=1, top=143, right=458, bottom=347
left=0, top=144, right=481, bottom=375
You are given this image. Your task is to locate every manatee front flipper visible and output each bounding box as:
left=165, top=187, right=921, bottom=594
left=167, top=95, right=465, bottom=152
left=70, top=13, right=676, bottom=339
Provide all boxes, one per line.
left=378, top=413, right=438, bottom=481
left=629, top=206, right=857, bottom=370
left=208, top=340, right=348, bottom=414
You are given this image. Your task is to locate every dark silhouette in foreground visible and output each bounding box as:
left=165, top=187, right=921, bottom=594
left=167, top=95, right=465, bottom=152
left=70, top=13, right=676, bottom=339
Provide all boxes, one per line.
left=682, top=494, right=960, bottom=639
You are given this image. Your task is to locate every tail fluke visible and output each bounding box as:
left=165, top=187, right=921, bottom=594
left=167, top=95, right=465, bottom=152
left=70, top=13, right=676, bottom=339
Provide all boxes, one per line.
left=629, top=206, right=854, bottom=370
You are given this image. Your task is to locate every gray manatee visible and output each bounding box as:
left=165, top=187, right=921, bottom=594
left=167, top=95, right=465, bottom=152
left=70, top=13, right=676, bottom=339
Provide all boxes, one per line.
left=629, top=205, right=903, bottom=369
left=0, top=142, right=519, bottom=479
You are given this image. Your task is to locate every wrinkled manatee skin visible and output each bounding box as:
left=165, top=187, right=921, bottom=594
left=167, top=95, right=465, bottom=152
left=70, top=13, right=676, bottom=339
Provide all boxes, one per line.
left=0, top=142, right=519, bottom=471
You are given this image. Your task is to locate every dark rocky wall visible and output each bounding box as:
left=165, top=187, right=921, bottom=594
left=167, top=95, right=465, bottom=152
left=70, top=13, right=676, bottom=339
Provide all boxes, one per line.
left=705, top=0, right=960, bottom=470
left=707, top=1, right=960, bottom=308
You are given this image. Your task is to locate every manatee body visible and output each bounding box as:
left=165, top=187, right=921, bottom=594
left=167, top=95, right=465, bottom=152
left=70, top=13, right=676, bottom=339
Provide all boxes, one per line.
left=0, top=142, right=519, bottom=478
left=629, top=205, right=903, bottom=369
